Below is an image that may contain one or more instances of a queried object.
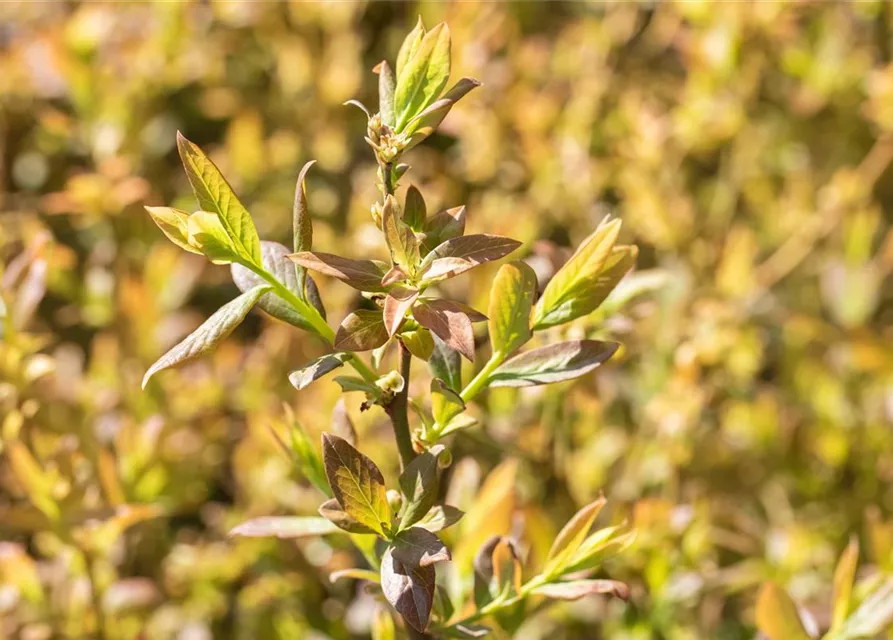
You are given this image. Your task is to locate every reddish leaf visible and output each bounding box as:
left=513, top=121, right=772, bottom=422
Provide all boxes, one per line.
left=423, top=206, right=466, bottom=251
left=392, top=527, right=451, bottom=567
left=413, top=300, right=477, bottom=361
left=420, top=234, right=522, bottom=282
left=334, top=310, right=389, bottom=352
left=289, top=251, right=389, bottom=292
left=381, top=265, right=408, bottom=287
left=381, top=545, right=436, bottom=632
left=383, top=286, right=420, bottom=337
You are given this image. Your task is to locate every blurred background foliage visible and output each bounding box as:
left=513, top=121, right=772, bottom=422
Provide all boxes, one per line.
left=2, top=1, right=893, bottom=638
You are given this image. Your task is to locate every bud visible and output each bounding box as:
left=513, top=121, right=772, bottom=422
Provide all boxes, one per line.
left=366, top=112, right=382, bottom=145
left=386, top=489, right=403, bottom=513
left=436, top=447, right=452, bottom=469
left=370, top=201, right=383, bottom=227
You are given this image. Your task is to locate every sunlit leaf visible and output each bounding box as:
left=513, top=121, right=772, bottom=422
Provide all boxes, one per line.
left=755, top=582, right=811, bottom=640
left=400, top=327, right=434, bottom=360
left=335, top=310, right=389, bottom=352
left=318, top=497, right=378, bottom=535
left=330, top=568, right=381, bottom=584
left=488, top=340, right=618, bottom=388
left=420, top=234, right=522, bottom=283
left=488, top=261, right=537, bottom=356
left=396, top=16, right=426, bottom=80
left=382, top=195, right=421, bottom=274
left=423, top=206, right=466, bottom=252
left=414, top=299, right=478, bottom=361
left=431, top=378, right=465, bottom=427
left=144, top=206, right=202, bottom=255
left=383, top=286, right=419, bottom=336
left=321, top=433, right=390, bottom=536
left=532, top=579, right=630, bottom=601
left=544, top=496, right=606, bottom=577
left=430, top=333, right=461, bottom=391
left=187, top=211, right=240, bottom=264
left=415, top=505, right=464, bottom=533
left=838, top=578, right=893, bottom=639
left=404, top=78, right=481, bottom=150
left=395, top=23, right=451, bottom=130
left=142, top=285, right=269, bottom=388
left=289, top=251, right=390, bottom=292
left=831, top=537, right=859, bottom=631
left=377, top=60, right=397, bottom=128
left=228, top=516, right=341, bottom=538
left=288, top=352, right=349, bottom=390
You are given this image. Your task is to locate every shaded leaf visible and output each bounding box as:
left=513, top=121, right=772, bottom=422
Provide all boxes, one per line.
left=289, top=353, right=349, bottom=390
left=392, top=527, right=451, bottom=567
left=532, top=579, right=630, bottom=602
left=488, top=340, right=618, bottom=388
left=415, top=505, right=464, bottom=533
left=414, top=299, right=477, bottom=361
left=229, top=516, right=341, bottom=538
left=399, top=448, right=443, bottom=529
left=430, top=333, right=461, bottom=391
left=335, top=310, right=390, bottom=352
left=420, top=234, right=522, bottom=283
left=143, top=285, right=269, bottom=388
left=488, top=261, right=537, bottom=356
left=177, top=132, right=261, bottom=265
left=381, top=265, right=407, bottom=287
left=382, top=195, right=420, bottom=274
left=318, top=497, right=378, bottom=535
left=404, top=185, right=427, bottom=231
left=380, top=545, right=436, bottom=632
left=321, top=434, right=390, bottom=536
left=492, top=537, right=523, bottom=596
left=431, top=378, right=465, bottom=427
left=383, top=286, right=419, bottom=336
left=755, top=582, right=811, bottom=640
left=423, top=206, right=466, bottom=252
left=289, top=251, right=389, bottom=292
left=145, top=206, right=201, bottom=254
left=232, top=241, right=326, bottom=330
left=293, top=160, right=316, bottom=297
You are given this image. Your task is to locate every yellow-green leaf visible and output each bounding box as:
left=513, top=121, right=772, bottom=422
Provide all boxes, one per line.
left=144, top=206, right=202, bottom=255
left=543, top=496, right=606, bottom=577
left=755, top=583, right=811, bottom=640
left=395, top=23, right=451, bottom=131
left=488, top=261, right=537, bottom=356
left=831, top=537, right=860, bottom=631
left=187, top=210, right=240, bottom=265
left=321, top=433, right=390, bottom=537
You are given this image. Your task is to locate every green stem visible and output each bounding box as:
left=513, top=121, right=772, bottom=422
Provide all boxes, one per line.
left=459, top=350, right=505, bottom=404
left=251, top=265, right=377, bottom=382
left=385, top=343, right=416, bottom=468
left=438, top=575, right=547, bottom=632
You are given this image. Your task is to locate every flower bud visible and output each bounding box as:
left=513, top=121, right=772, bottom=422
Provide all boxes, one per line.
left=386, top=489, right=403, bottom=513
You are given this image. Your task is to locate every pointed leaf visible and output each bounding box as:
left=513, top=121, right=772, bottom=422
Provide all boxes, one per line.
left=376, top=60, right=397, bottom=127
left=404, top=185, right=427, bottom=231
left=142, top=285, right=269, bottom=388
left=399, top=448, right=443, bottom=529
left=415, top=505, right=464, bottom=533
left=404, top=78, right=482, bottom=150
left=382, top=195, right=421, bottom=274
left=176, top=132, right=261, bottom=265
left=531, top=219, right=626, bottom=330
left=383, top=286, right=420, bottom=337
left=228, top=516, right=341, bottom=538
left=318, top=497, right=378, bottom=535
left=430, top=333, right=461, bottom=391
left=330, top=568, right=381, bottom=584
left=289, top=251, right=389, bottom=292
left=321, top=434, right=390, bottom=536
left=288, top=352, right=349, bottom=390
left=396, top=17, right=426, bottom=80
left=233, top=241, right=326, bottom=331
left=393, top=527, right=451, bottom=567
left=335, top=310, right=389, bottom=352
left=395, top=23, right=451, bottom=130
left=145, top=206, right=201, bottom=254
left=381, top=265, right=407, bottom=287
left=488, top=261, right=537, bottom=356
left=414, top=300, right=476, bottom=361
left=489, top=340, right=618, bottom=388
left=532, top=579, right=630, bottom=602
left=831, top=537, right=859, bottom=631
left=400, top=327, right=434, bottom=361
left=187, top=211, right=240, bottom=264
left=293, top=160, right=316, bottom=298
left=431, top=378, right=465, bottom=427
left=381, top=545, right=436, bottom=632
left=839, top=578, right=893, bottom=638
left=423, top=206, right=466, bottom=252
left=420, top=234, right=522, bottom=283
left=544, top=496, right=606, bottom=576
left=755, top=583, right=811, bottom=640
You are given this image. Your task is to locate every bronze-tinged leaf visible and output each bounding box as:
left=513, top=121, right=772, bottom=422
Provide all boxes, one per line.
left=544, top=496, right=606, bottom=577
left=392, top=527, right=451, bottom=567
left=142, top=285, right=269, bottom=388
left=293, top=160, right=316, bottom=297
left=488, top=261, right=537, bottom=356
left=423, top=205, right=466, bottom=252
left=228, top=516, right=341, bottom=538
left=321, top=434, right=390, bottom=536
left=488, top=340, right=619, bottom=388
left=473, top=536, right=522, bottom=607
left=334, top=310, right=389, bottom=352
left=755, top=583, right=811, bottom=640
left=403, top=185, right=427, bottom=231
left=415, top=505, right=464, bottom=533
left=383, top=286, right=420, bottom=337
left=420, top=234, right=522, bottom=283
left=331, top=398, right=357, bottom=447
left=288, top=353, right=349, bottom=390
left=380, top=545, right=436, bottom=632
left=289, top=251, right=389, bottom=292
left=413, top=300, right=477, bottom=361
left=382, top=195, right=421, bottom=274
left=377, top=60, right=397, bottom=128
left=381, top=265, right=408, bottom=287
left=233, top=241, right=327, bottom=329
left=399, top=448, right=442, bottom=529
left=318, top=497, right=378, bottom=535
left=532, top=579, right=630, bottom=602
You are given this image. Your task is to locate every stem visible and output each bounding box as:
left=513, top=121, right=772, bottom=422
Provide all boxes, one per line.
left=437, top=575, right=547, bottom=633
left=84, top=551, right=107, bottom=640
left=459, top=350, right=505, bottom=404
left=385, top=343, right=416, bottom=468
left=381, top=161, right=395, bottom=196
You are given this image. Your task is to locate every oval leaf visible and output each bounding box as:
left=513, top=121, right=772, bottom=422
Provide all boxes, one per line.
left=321, top=433, right=390, bottom=536
left=488, top=340, right=618, bottom=388
left=413, top=300, right=477, bottom=361
left=335, top=310, right=389, bottom=352
left=399, top=448, right=443, bottom=529
left=380, top=545, right=436, bottom=632
left=488, top=261, right=537, bottom=356
left=142, top=285, right=269, bottom=388
left=318, top=497, right=378, bottom=535
left=289, top=251, right=389, bottom=292
left=393, top=527, right=451, bottom=568
left=420, top=234, right=522, bottom=283
left=383, top=286, right=420, bottom=337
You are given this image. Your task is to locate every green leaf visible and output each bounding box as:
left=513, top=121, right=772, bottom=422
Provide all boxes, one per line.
left=413, top=300, right=478, bottom=361
left=392, top=527, right=451, bottom=567
left=334, top=375, right=381, bottom=396
left=377, top=60, right=397, bottom=128
left=142, top=285, right=269, bottom=388
left=831, top=537, right=860, bottom=631
left=144, top=206, right=201, bottom=255
left=415, top=505, right=464, bottom=533
left=838, top=578, right=893, bottom=639
left=531, top=219, right=623, bottom=330
left=290, top=251, right=390, bottom=292
left=318, top=497, right=378, bottom=535
left=380, top=545, right=436, bottom=632
left=330, top=568, right=381, bottom=584
left=420, top=234, right=522, bottom=283
left=335, top=310, right=390, bottom=352
left=383, top=286, right=420, bottom=337
left=288, top=353, right=350, bottom=390
left=755, top=583, right=811, bottom=640
left=281, top=418, right=330, bottom=496
left=321, top=433, right=390, bottom=537
left=431, top=378, right=465, bottom=428
left=395, top=23, right=451, bottom=130
left=532, top=579, right=630, bottom=602
left=399, top=448, right=443, bottom=529
left=293, top=160, right=316, bottom=299
left=176, top=132, right=261, bottom=265
left=228, top=516, right=341, bottom=538
left=488, top=340, right=618, bottom=388
left=403, top=185, right=427, bottom=232
left=396, top=16, right=426, bottom=80
left=400, top=327, right=435, bottom=361
left=404, top=78, right=481, bottom=151
left=430, top=334, right=461, bottom=392
left=232, top=241, right=326, bottom=331
left=423, top=206, right=466, bottom=252
left=382, top=195, right=421, bottom=274
left=488, top=261, right=537, bottom=356
left=543, top=496, right=606, bottom=577
left=187, top=211, right=241, bottom=264
left=564, top=526, right=636, bottom=574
